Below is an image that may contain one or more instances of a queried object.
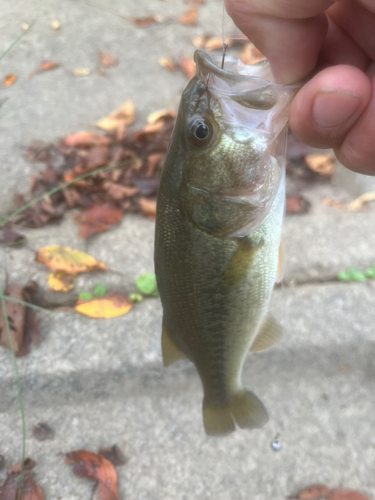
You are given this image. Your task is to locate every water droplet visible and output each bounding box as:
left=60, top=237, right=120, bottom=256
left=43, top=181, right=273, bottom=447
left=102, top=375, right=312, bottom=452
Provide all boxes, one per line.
left=271, top=438, right=281, bottom=452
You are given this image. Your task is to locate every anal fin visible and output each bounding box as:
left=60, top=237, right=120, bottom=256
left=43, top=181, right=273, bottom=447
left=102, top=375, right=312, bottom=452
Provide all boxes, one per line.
left=250, top=314, right=283, bottom=352
left=161, top=321, right=186, bottom=367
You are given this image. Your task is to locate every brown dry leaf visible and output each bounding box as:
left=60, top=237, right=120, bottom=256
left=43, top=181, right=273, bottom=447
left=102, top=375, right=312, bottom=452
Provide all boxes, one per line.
left=27, top=61, right=60, bottom=78
left=3, top=74, right=17, bottom=87
left=48, top=271, right=76, bottom=292
left=205, top=37, right=232, bottom=51
left=139, top=197, right=156, bottom=219
left=0, top=228, right=25, bottom=246
left=6, top=459, right=36, bottom=476
left=0, top=471, right=44, bottom=500
left=347, top=191, right=375, bottom=212
left=286, top=195, right=311, bottom=215
left=64, top=131, right=98, bottom=147
left=323, top=198, right=342, bottom=209
left=132, top=15, right=162, bottom=28
left=96, top=99, right=135, bottom=132
left=74, top=203, right=123, bottom=238
left=65, top=450, right=119, bottom=500
left=72, top=68, right=90, bottom=77
left=158, top=56, right=175, bottom=73
left=305, top=153, right=335, bottom=176
left=32, top=422, right=55, bottom=441
left=179, top=56, right=196, bottom=79
left=179, top=7, right=199, bottom=25
left=297, top=484, right=331, bottom=499
left=240, top=42, right=265, bottom=65
left=75, top=293, right=132, bottom=318
left=98, top=445, right=126, bottom=467
left=327, top=491, right=370, bottom=500
left=0, top=283, right=26, bottom=355
left=36, top=246, right=106, bottom=274
left=99, top=51, right=117, bottom=68
left=17, top=309, right=40, bottom=358
left=86, top=145, right=110, bottom=169
left=147, top=108, right=176, bottom=125
left=104, top=182, right=139, bottom=200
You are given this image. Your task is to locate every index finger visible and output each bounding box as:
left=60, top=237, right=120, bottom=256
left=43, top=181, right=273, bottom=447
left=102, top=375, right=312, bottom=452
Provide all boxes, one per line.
left=225, top=0, right=333, bottom=83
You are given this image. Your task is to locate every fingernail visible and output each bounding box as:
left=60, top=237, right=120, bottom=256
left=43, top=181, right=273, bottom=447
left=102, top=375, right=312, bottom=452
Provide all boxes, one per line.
left=313, top=89, right=362, bottom=128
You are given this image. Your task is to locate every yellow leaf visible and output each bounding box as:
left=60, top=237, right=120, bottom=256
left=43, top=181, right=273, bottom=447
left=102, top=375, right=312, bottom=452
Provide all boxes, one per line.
left=48, top=271, right=76, bottom=292
left=36, top=246, right=106, bottom=274
left=347, top=191, right=375, bottom=212
left=96, top=100, right=135, bottom=131
left=305, top=153, right=335, bottom=176
left=75, top=293, right=132, bottom=318
left=147, top=108, right=176, bottom=125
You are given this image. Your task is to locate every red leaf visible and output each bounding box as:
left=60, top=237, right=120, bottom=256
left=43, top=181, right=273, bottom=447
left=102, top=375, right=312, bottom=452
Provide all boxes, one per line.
left=65, top=450, right=119, bottom=500
left=286, top=195, right=310, bottom=215
left=85, top=146, right=110, bottom=169
left=98, top=445, right=126, bottom=467
left=74, top=203, right=122, bottom=238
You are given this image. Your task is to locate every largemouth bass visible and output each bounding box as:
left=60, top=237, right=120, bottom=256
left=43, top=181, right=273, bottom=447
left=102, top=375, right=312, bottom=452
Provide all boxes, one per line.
left=154, top=50, right=298, bottom=436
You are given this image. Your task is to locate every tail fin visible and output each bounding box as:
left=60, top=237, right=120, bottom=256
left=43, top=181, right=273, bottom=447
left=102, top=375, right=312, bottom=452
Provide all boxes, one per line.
left=203, top=390, right=269, bottom=436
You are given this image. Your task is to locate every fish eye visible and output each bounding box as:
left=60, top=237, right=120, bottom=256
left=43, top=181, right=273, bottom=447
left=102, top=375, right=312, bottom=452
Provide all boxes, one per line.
left=189, top=119, right=213, bottom=146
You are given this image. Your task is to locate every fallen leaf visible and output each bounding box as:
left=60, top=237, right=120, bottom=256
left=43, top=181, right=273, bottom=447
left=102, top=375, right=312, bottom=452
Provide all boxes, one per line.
left=136, top=273, right=157, bottom=295
left=48, top=271, right=76, bottom=292
left=327, top=491, right=370, bottom=500
left=27, top=61, right=60, bottom=78
left=74, top=203, right=123, bottom=238
left=98, top=445, right=126, bottom=466
left=0, top=471, right=44, bottom=500
left=99, top=51, right=117, bottom=67
left=139, top=197, right=156, bottom=219
left=347, top=191, right=375, bottom=212
left=36, top=246, right=106, bottom=274
left=3, top=74, right=17, bottom=87
left=305, top=153, right=335, bottom=176
left=104, top=182, right=139, bottom=200
left=286, top=195, right=310, bottom=215
left=130, top=177, right=160, bottom=196
left=204, top=37, right=230, bottom=51
left=75, top=293, right=132, bottom=318
left=65, top=450, right=119, bottom=500
left=158, top=56, right=175, bottom=73
left=64, top=131, right=98, bottom=147
left=192, top=35, right=205, bottom=48
left=296, top=484, right=331, bottom=499
left=179, top=56, right=196, bottom=79
left=240, top=42, right=265, bottom=65
left=72, top=68, right=90, bottom=77
left=179, top=8, right=199, bottom=25
left=0, top=283, right=26, bottom=355
left=94, top=284, right=107, bottom=297
left=50, top=19, right=61, bottom=30
left=32, top=422, right=55, bottom=441
left=17, top=309, right=41, bottom=358
left=0, top=228, right=25, bottom=246
left=132, top=16, right=162, bottom=28
left=85, top=145, right=110, bottom=169
left=96, top=99, right=135, bottom=132
left=322, top=198, right=342, bottom=209
left=147, top=108, right=176, bottom=125
left=6, top=458, right=36, bottom=475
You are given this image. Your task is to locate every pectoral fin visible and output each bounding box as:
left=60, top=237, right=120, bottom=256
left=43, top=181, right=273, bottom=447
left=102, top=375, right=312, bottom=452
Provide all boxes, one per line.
left=250, top=315, right=283, bottom=352
left=222, top=236, right=263, bottom=289
left=161, top=321, right=186, bottom=367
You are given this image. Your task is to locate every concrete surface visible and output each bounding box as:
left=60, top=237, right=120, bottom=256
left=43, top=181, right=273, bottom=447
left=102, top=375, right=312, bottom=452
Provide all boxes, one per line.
left=1, top=1, right=375, bottom=500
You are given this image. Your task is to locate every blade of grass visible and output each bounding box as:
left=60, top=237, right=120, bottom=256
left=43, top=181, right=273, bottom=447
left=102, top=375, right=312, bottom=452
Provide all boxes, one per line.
left=1, top=293, right=54, bottom=314
left=0, top=287, right=26, bottom=500
left=0, top=20, right=35, bottom=64
left=0, top=157, right=139, bottom=228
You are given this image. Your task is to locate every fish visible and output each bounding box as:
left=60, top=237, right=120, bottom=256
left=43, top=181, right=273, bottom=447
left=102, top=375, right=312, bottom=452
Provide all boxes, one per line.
left=154, top=50, right=298, bottom=436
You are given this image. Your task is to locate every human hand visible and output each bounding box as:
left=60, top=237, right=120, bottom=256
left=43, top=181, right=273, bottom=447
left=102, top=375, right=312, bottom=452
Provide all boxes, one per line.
left=225, top=0, right=375, bottom=174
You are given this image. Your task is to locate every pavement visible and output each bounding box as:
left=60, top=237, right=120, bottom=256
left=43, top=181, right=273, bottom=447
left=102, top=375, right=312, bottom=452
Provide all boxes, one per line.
left=1, top=1, right=375, bottom=500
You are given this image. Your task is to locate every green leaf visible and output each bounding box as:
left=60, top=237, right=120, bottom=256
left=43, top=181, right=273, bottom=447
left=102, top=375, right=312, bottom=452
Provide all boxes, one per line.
left=346, top=266, right=358, bottom=279
left=79, top=291, right=93, bottom=301
left=129, top=293, right=144, bottom=303
left=337, top=271, right=350, bottom=282
left=365, top=269, right=375, bottom=279
left=351, top=272, right=365, bottom=282
left=94, top=283, right=107, bottom=297
left=136, top=273, right=157, bottom=295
